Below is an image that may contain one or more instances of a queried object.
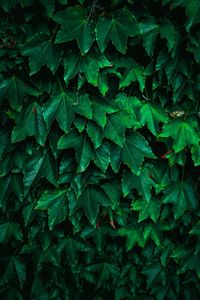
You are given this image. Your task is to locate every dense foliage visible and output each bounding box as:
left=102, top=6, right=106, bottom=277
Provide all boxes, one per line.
left=0, top=0, right=200, bottom=299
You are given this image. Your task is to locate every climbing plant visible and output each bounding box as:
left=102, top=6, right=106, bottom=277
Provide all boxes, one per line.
left=0, top=0, right=200, bottom=299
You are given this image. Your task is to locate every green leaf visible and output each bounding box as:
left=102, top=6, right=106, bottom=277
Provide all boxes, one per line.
left=185, top=0, right=200, bottom=31
left=64, top=51, right=112, bottom=87
left=122, top=131, right=155, bottom=175
left=53, top=6, right=94, bottom=54
left=11, top=103, right=48, bottom=146
left=142, top=262, right=162, bottom=288
left=140, top=102, right=169, bottom=136
left=162, top=181, right=198, bottom=219
left=86, top=121, right=103, bottom=148
left=159, top=19, right=175, bottom=51
left=119, top=224, right=145, bottom=250
left=94, top=142, right=110, bottom=172
left=0, top=256, right=26, bottom=288
left=132, top=199, right=160, bottom=222
left=96, top=9, right=139, bottom=53
left=119, top=63, right=145, bottom=92
left=103, top=113, right=126, bottom=147
left=122, top=166, right=155, bottom=201
left=23, top=150, right=57, bottom=193
left=0, top=222, right=23, bottom=243
left=0, top=77, right=40, bottom=111
left=35, top=189, right=68, bottom=229
left=191, top=144, right=200, bottom=166
left=43, top=91, right=77, bottom=133
left=139, top=19, right=159, bottom=56
left=22, top=32, right=60, bottom=75
left=160, top=117, right=200, bottom=152
left=79, top=185, right=111, bottom=225
left=92, top=99, right=118, bottom=128
left=58, top=129, right=94, bottom=172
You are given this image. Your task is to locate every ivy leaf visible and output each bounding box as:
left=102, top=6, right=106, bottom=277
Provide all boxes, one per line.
left=185, top=0, right=200, bottom=31
left=119, top=63, right=145, bottom=92
left=191, top=144, right=200, bottom=166
left=58, top=129, right=94, bottom=172
left=0, top=222, right=23, bottom=243
left=96, top=9, right=139, bottom=54
left=23, top=150, right=57, bottom=194
left=79, top=185, right=111, bottom=225
left=35, top=189, right=68, bottom=229
left=159, top=19, right=176, bottom=51
left=131, top=199, right=160, bottom=222
left=160, top=117, right=200, bottom=152
left=162, top=181, right=198, bottom=219
left=11, top=103, right=48, bottom=146
left=94, top=142, right=110, bottom=172
left=122, top=166, right=155, bottom=201
left=43, top=91, right=77, bottom=133
left=0, top=256, right=26, bottom=288
left=140, top=102, right=169, bottom=136
left=0, top=77, right=40, bottom=111
left=142, top=262, right=162, bottom=288
left=64, top=51, right=112, bottom=87
left=122, top=131, right=155, bottom=175
left=103, top=113, right=126, bottom=147
left=86, top=121, right=103, bottom=148
left=139, top=19, right=159, bottom=56
left=119, top=224, right=145, bottom=250
left=21, top=32, right=60, bottom=75
left=92, top=99, right=118, bottom=128
left=57, top=237, right=90, bottom=264
left=53, top=6, right=94, bottom=54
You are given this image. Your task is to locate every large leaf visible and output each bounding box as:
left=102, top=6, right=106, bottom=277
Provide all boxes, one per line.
left=96, top=9, right=139, bottom=53
left=53, top=6, right=94, bottom=54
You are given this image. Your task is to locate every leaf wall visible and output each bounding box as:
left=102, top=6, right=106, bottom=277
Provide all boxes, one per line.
left=0, top=0, right=200, bottom=299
